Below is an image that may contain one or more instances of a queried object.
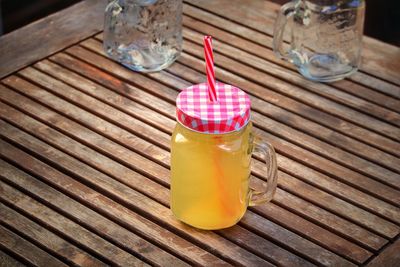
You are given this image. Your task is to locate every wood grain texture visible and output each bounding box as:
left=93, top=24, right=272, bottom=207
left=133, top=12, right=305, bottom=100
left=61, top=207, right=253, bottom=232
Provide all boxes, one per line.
left=0, top=0, right=105, bottom=79
left=0, top=65, right=388, bottom=264
left=366, top=238, right=400, bottom=267
left=185, top=0, right=400, bottom=86
left=0, top=178, right=150, bottom=267
left=182, top=3, right=400, bottom=98
left=73, top=39, right=400, bottom=216
left=0, top=129, right=273, bottom=267
left=0, top=250, right=26, bottom=267
left=0, top=74, right=368, bottom=261
left=59, top=40, right=400, bottom=228
left=181, top=15, right=400, bottom=113
left=1, top=0, right=399, bottom=265
left=0, top=203, right=107, bottom=267
left=33, top=56, right=389, bottom=252
left=0, top=147, right=223, bottom=267
left=0, top=224, right=67, bottom=267
left=0, top=85, right=348, bottom=266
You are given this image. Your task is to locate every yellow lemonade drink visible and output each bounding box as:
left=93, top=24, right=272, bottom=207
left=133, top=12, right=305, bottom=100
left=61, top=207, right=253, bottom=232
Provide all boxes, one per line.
left=171, top=122, right=253, bottom=230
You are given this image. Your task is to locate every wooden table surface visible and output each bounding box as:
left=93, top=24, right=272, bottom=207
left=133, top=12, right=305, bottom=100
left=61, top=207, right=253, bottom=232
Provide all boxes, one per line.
left=0, top=0, right=399, bottom=266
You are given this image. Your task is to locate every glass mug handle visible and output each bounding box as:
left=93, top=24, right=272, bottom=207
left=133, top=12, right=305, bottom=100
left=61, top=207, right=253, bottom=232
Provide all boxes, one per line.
left=272, top=1, right=297, bottom=62
left=249, top=136, right=278, bottom=206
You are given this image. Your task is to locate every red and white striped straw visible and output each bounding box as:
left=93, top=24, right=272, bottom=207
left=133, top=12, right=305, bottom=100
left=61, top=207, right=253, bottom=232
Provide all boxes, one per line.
left=204, top=36, right=217, bottom=102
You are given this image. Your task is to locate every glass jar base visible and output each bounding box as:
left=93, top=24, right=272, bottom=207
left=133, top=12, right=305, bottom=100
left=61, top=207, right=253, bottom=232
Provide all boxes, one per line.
left=172, top=211, right=244, bottom=230
left=122, top=58, right=177, bottom=73
left=298, top=54, right=359, bottom=82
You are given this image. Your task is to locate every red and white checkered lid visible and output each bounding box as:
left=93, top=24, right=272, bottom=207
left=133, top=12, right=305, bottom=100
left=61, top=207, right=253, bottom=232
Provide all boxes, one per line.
left=176, top=83, right=251, bottom=134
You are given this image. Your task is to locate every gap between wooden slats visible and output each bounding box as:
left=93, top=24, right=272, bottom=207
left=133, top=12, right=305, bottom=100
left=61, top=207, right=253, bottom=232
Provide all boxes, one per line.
left=32, top=45, right=400, bottom=227
left=90, top=35, right=400, bottom=185
left=0, top=69, right=390, bottom=258
left=0, top=248, right=27, bottom=267
left=96, top=30, right=400, bottom=164
left=180, top=36, right=400, bottom=144
left=0, top=132, right=232, bottom=266
left=0, top=68, right=396, bottom=264
left=0, top=224, right=68, bottom=267
left=182, top=2, right=400, bottom=100
left=365, top=237, right=400, bottom=266
left=0, top=147, right=243, bottom=266
left=0, top=79, right=368, bottom=266
left=180, top=14, right=400, bottom=114
left=0, top=67, right=390, bottom=256
left=0, top=121, right=319, bottom=267
left=0, top=202, right=107, bottom=267
left=0, top=130, right=289, bottom=265
left=0, top=89, right=382, bottom=266
left=180, top=20, right=400, bottom=126
left=59, top=40, right=400, bottom=211
left=0, top=87, right=358, bottom=266
left=184, top=0, right=400, bottom=88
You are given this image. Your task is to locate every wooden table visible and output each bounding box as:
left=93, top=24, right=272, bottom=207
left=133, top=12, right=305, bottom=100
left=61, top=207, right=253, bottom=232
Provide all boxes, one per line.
left=0, top=0, right=399, bottom=266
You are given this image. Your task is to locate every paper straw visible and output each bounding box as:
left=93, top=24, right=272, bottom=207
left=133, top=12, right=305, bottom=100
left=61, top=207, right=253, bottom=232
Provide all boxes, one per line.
left=204, top=36, right=217, bottom=102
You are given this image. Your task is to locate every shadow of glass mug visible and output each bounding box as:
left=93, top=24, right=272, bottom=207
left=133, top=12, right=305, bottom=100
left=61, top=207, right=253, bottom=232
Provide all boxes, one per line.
left=273, top=0, right=365, bottom=82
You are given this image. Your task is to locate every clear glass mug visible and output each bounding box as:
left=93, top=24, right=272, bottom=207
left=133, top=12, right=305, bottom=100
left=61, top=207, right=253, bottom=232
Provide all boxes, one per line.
left=273, top=0, right=365, bottom=82
left=171, top=122, right=278, bottom=230
left=103, top=0, right=182, bottom=72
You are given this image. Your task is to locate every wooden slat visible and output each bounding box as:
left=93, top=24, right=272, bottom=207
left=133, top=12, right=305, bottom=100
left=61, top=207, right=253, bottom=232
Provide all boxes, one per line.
left=0, top=67, right=390, bottom=264
left=181, top=15, right=400, bottom=114
left=63, top=42, right=400, bottom=210
left=0, top=224, right=67, bottom=267
left=182, top=36, right=400, bottom=144
left=2, top=76, right=172, bottom=187
left=94, top=32, right=400, bottom=164
left=0, top=113, right=356, bottom=267
left=0, top=203, right=106, bottom=267
left=0, top=84, right=364, bottom=265
left=0, top=122, right=273, bottom=266
left=31, top=58, right=390, bottom=252
left=0, top=126, right=229, bottom=266
left=349, top=72, right=400, bottom=99
left=0, top=1, right=398, bottom=265
left=182, top=3, right=400, bottom=99
left=0, top=113, right=314, bottom=267
left=366, top=238, right=400, bottom=267
left=185, top=0, right=400, bottom=86
left=51, top=44, right=400, bottom=229
left=182, top=29, right=400, bottom=129
left=0, top=150, right=227, bottom=266
left=70, top=39, right=399, bottom=207
left=0, top=249, right=26, bottom=267
left=0, top=80, right=368, bottom=266
left=0, top=0, right=105, bottom=79
left=0, top=179, right=151, bottom=267
left=176, top=49, right=400, bottom=185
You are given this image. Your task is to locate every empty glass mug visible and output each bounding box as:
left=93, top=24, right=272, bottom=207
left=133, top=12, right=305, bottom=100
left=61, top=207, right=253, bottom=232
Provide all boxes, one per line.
left=103, top=0, right=182, bottom=72
left=273, top=0, right=365, bottom=82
